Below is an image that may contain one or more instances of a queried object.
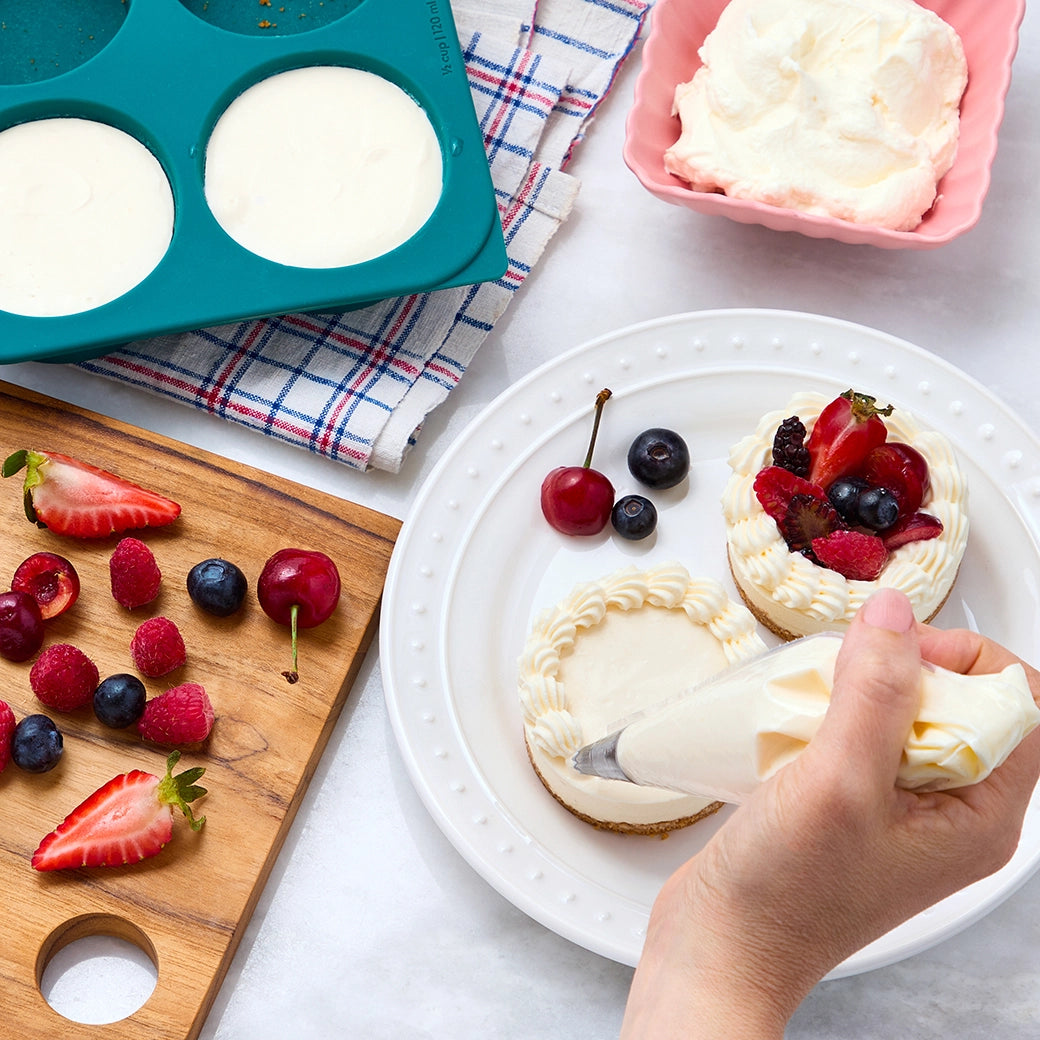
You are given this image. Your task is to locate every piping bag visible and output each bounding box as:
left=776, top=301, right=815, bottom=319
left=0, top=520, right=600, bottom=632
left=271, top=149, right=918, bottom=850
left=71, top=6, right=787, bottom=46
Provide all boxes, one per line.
left=571, top=633, right=1040, bottom=805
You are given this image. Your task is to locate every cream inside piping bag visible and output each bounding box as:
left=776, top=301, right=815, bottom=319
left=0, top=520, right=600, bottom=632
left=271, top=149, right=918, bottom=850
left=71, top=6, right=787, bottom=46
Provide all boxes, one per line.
left=571, top=633, right=1040, bottom=804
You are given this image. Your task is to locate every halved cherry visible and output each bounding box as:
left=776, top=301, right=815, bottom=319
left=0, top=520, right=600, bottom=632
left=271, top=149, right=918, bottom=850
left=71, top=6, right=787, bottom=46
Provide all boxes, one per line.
left=882, top=511, right=943, bottom=550
left=858, top=442, right=929, bottom=515
left=11, top=552, right=80, bottom=620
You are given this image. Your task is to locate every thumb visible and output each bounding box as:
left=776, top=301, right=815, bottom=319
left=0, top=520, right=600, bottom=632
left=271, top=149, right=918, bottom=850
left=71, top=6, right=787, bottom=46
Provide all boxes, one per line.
left=812, top=588, right=922, bottom=790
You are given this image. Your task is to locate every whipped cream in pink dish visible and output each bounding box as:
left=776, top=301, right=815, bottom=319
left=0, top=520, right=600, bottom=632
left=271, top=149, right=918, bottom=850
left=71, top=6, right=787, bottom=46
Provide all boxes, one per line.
left=664, top=0, right=968, bottom=230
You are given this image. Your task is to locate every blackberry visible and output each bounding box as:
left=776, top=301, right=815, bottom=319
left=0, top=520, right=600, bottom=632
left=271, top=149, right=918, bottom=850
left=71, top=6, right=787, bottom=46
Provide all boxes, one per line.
left=771, top=416, right=811, bottom=477
left=778, top=494, right=842, bottom=554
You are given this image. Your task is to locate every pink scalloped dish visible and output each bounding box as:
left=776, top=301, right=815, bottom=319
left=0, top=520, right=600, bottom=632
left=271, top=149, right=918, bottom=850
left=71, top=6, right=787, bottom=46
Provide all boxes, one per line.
left=623, top=0, right=1025, bottom=249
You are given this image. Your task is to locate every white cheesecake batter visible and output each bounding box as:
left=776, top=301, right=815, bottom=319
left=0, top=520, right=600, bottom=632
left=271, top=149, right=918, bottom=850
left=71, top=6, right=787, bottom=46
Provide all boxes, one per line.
left=0, top=118, right=174, bottom=317
left=204, top=66, right=443, bottom=268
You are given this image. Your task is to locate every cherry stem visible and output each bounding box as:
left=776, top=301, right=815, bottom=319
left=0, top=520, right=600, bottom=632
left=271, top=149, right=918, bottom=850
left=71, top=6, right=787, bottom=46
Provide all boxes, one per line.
left=282, top=603, right=300, bottom=684
left=583, top=388, right=612, bottom=469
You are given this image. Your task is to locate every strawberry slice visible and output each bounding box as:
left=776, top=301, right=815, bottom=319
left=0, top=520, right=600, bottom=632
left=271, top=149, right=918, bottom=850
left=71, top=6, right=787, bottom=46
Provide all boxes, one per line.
left=806, top=390, right=893, bottom=490
left=2, top=449, right=181, bottom=539
left=31, top=751, right=206, bottom=871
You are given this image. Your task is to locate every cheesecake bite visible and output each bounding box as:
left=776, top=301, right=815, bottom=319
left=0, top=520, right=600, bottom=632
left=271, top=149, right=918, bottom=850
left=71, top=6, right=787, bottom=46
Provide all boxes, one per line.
left=518, top=563, right=766, bottom=834
left=723, top=389, right=969, bottom=640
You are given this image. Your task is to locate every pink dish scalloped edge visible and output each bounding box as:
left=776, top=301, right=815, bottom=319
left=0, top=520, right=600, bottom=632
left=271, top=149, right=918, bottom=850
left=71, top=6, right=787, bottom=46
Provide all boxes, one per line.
left=623, top=0, right=1025, bottom=249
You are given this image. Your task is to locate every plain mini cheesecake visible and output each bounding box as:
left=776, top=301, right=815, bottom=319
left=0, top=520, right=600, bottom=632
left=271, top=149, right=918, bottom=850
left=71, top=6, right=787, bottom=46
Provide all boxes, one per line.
left=722, top=389, right=969, bottom=641
left=518, top=562, right=766, bottom=834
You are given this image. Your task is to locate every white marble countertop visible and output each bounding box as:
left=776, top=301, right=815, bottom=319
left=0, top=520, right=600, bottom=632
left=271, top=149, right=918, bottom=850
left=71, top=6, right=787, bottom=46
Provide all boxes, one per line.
left=7, top=5, right=1040, bottom=1037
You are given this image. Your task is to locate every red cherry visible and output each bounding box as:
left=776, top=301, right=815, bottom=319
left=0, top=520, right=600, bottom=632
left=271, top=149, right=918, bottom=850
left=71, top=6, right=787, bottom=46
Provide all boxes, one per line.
left=540, top=388, right=615, bottom=536
left=257, top=548, right=341, bottom=683
left=11, top=552, right=80, bottom=620
left=0, top=590, right=44, bottom=662
left=858, top=442, right=929, bottom=515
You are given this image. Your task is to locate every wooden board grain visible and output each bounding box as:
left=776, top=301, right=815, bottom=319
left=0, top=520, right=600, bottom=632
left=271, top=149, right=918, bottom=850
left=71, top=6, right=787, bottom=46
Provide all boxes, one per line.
left=0, top=380, right=400, bottom=1039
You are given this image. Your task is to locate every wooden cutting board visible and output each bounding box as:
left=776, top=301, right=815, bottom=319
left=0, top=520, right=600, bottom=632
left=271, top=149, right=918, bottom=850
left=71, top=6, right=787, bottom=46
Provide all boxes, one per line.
left=0, top=380, right=400, bottom=1039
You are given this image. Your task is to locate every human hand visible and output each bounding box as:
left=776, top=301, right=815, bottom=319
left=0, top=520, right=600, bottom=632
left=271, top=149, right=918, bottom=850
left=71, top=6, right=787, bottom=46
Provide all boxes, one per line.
left=620, top=588, right=1040, bottom=1039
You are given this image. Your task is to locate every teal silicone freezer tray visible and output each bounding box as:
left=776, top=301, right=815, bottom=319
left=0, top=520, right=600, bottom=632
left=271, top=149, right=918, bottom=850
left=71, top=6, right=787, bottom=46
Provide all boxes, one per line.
left=0, top=0, right=506, bottom=364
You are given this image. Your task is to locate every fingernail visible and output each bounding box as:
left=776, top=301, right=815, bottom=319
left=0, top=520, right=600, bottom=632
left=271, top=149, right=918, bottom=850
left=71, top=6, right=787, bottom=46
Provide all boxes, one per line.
left=861, top=588, right=914, bottom=632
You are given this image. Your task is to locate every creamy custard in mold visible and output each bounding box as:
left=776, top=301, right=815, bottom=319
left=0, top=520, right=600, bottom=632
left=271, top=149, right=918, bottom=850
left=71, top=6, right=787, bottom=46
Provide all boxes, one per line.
left=664, top=0, right=968, bottom=231
left=0, top=118, right=174, bottom=318
left=204, top=66, right=443, bottom=269
left=518, top=563, right=767, bottom=833
left=723, top=391, right=969, bottom=639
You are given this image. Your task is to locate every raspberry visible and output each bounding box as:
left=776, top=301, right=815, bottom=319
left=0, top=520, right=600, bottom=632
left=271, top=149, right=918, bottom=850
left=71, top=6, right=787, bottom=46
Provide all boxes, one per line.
left=811, top=530, right=889, bottom=581
left=130, top=616, right=187, bottom=678
left=137, top=682, right=214, bottom=746
left=110, top=536, right=162, bottom=610
left=778, top=495, right=842, bottom=553
left=771, top=416, right=811, bottom=477
left=29, top=643, right=100, bottom=712
left=753, top=466, right=827, bottom=523
left=0, top=700, right=15, bottom=772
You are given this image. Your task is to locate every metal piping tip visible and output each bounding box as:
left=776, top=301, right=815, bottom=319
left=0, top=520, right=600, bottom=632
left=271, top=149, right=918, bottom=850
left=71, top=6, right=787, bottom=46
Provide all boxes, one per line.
left=570, top=729, right=634, bottom=783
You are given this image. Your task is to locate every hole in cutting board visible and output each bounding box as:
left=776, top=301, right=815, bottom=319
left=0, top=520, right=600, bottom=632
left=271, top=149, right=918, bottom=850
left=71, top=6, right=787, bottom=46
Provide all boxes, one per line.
left=37, top=914, right=158, bottom=1025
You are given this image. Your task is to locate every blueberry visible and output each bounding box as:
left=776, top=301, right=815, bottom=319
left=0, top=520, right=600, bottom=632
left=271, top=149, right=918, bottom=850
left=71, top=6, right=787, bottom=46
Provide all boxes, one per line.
left=93, top=673, right=148, bottom=729
left=11, top=714, right=63, bottom=773
left=826, top=478, right=869, bottom=523
left=856, top=486, right=900, bottom=531
left=627, top=428, right=690, bottom=490
left=187, top=558, right=248, bottom=617
left=611, top=494, right=658, bottom=540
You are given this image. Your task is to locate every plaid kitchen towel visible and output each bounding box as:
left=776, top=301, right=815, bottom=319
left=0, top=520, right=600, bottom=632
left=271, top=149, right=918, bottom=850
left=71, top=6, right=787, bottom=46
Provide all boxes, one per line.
left=79, top=0, right=650, bottom=473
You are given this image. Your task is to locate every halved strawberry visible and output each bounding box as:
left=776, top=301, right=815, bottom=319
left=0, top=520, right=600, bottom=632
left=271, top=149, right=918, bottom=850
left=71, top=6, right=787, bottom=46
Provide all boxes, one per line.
left=31, top=751, right=206, bottom=871
left=811, top=529, right=889, bottom=581
left=882, top=511, right=944, bottom=550
left=2, top=450, right=181, bottom=539
left=753, top=466, right=828, bottom=522
left=806, top=390, right=893, bottom=490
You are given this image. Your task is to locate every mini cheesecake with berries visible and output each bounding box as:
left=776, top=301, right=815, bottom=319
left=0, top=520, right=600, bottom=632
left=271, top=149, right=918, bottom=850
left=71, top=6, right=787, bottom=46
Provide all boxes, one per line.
left=723, top=389, right=968, bottom=641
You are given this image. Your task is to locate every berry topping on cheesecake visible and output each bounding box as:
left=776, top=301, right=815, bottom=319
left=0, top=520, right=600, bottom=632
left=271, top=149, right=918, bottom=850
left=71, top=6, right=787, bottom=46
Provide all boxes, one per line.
left=723, top=390, right=968, bottom=640
left=754, top=390, right=943, bottom=581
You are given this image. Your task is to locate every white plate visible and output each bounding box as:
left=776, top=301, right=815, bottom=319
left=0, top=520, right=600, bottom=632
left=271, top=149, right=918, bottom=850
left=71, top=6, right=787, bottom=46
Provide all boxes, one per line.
left=380, top=309, right=1040, bottom=975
